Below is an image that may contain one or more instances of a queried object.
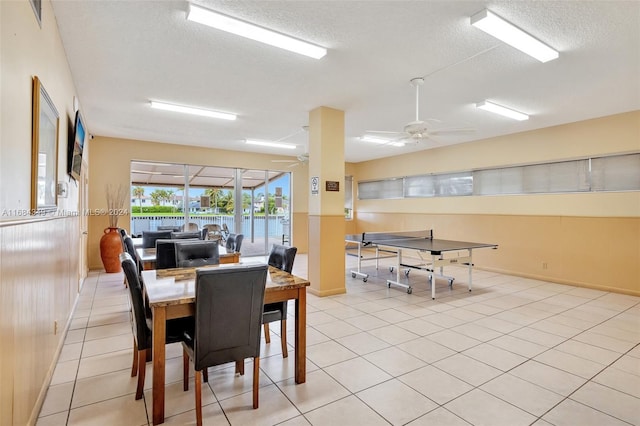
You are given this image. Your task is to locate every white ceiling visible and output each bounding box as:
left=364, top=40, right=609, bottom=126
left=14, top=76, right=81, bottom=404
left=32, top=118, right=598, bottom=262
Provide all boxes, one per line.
left=51, top=1, right=640, bottom=163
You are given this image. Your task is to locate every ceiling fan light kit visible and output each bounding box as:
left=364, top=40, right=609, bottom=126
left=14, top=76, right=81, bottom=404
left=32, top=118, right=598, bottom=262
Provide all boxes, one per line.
left=150, top=101, right=236, bottom=120
left=470, top=9, right=559, bottom=63
left=245, top=139, right=296, bottom=149
left=186, top=3, right=327, bottom=59
left=476, top=100, right=529, bottom=121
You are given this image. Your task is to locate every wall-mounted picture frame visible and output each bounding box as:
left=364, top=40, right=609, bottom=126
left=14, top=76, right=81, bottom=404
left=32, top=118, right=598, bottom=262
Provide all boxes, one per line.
left=31, top=76, right=59, bottom=213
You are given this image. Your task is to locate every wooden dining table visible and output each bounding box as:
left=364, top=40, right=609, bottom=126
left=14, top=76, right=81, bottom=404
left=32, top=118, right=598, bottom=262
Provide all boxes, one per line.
left=136, top=245, right=240, bottom=270
left=142, top=262, right=310, bottom=425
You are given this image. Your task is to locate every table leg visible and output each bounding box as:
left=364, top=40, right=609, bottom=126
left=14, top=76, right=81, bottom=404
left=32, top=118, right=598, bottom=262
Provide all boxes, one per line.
left=152, top=306, right=167, bottom=425
left=294, top=288, right=307, bottom=383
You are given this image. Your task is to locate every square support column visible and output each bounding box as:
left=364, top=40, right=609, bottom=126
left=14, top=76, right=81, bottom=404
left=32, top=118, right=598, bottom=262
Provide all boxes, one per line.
left=307, top=106, right=346, bottom=296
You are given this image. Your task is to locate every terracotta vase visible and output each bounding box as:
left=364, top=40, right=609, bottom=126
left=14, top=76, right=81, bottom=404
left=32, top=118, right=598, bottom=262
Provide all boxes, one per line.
left=100, top=227, right=123, bottom=273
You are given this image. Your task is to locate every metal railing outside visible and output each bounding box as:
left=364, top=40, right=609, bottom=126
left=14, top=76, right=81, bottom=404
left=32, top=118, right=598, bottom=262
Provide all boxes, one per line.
left=130, top=214, right=289, bottom=239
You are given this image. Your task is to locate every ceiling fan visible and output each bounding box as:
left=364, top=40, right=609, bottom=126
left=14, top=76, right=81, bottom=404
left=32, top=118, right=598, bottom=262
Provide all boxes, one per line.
left=363, top=77, right=474, bottom=146
left=272, top=152, right=309, bottom=168
left=271, top=126, right=309, bottom=167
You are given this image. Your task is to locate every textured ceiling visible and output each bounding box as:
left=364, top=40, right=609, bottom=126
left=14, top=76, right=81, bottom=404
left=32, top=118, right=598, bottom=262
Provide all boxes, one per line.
left=51, top=1, right=640, bottom=163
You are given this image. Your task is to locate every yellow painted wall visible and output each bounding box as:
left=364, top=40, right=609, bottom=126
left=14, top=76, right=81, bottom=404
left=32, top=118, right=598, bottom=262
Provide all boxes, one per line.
left=87, top=136, right=311, bottom=269
left=1, top=1, right=83, bottom=424
left=352, top=112, right=640, bottom=295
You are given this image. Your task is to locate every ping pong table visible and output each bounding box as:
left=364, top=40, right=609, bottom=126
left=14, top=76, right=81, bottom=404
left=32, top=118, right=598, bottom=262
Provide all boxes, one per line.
left=345, top=230, right=497, bottom=299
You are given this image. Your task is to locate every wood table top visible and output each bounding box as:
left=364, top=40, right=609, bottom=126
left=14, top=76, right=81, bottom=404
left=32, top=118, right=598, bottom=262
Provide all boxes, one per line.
left=142, top=262, right=310, bottom=308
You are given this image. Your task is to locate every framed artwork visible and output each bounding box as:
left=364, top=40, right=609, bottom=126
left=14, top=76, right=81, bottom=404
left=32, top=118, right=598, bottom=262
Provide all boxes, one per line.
left=31, top=76, right=59, bottom=213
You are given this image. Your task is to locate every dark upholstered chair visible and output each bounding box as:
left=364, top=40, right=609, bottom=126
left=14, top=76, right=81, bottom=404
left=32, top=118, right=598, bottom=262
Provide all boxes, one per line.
left=120, top=253, right=191, bottom=400
left=263, top=244, right=297, bottom=358
left=155, top=239, right=178, bottom=270
left=142, top=230, right=172, bottom=248
left=175, top=240, right=219, bottom=268
left=182, top=264, right=268, bottom=423
left=123, top=236, right=144, bottom=277
left=118, top=228, right=128, bottom=250
left=158, top=225, right=181, bottom=232
left=225, top=233, right=244, bottom=252
left=171, top=231, right=203, bottom=240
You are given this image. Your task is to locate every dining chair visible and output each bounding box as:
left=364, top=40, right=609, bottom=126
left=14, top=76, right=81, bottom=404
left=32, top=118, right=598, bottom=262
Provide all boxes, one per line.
left=175, top=240, right=219, bottom=268
left=202, top=224, right=223, bottom=244
left=171, top=231, right=203, bottom=240
left=182, top=264, right=268, bottom=424
left=142, top=230, right=172, bottom=248
left=155, top=239, right=178, bottom=270
left=158, top=225, right=181, bottom=232
left=182, top=222, right=199, bottom=232
left=225, top=233, right=244, bottom=252
left=123, top=236, right=144, bottom=277
left=120, top=253, right=192, bottom=400
left=263, top=244, right=297, bottom=358
left=118, top=228, right=129, bottom=285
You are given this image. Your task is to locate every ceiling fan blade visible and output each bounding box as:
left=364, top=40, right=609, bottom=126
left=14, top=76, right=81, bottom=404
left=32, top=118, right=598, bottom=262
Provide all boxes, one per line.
left=429, top=127, right=476, bottom=136
left=271, top=159, right=298, bottom=163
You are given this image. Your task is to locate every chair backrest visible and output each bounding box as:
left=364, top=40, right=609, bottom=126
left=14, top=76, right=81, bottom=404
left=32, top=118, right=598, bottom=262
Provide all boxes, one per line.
left=222, top=223, right=230, bottom=237
left=183, top=222, right=199, bottom=232
left=268, top=244, right=298, bottom=273
left=225, top=233, right=244, bottom=252
left=120, top=252, right=150, bottom=350
left=158, top=225, right=181, bottom=232
left=142, top=230, right=173, bottom=248
left=203, top=224, right=223, bottom=242
left=171, top=231, right=202, bottom=240
left=123, top=236, right=144, bottom=275
left=175, top=240, right=220, bottom=268
left=193, top=264, right=268, bottom=371
left=155, top=239, right=178, bottom=269
left=118, top=228, right=128, bottom=250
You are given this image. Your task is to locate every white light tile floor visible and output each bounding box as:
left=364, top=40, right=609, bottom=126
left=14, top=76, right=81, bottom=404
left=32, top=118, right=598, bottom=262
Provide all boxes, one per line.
left=37, top=254, right=640, bottom=425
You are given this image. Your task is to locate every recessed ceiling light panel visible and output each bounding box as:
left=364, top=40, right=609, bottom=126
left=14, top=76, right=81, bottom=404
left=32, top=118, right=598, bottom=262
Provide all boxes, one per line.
left=476, top=100, right=529, bottom=121
left=187, top=3, right=327, bottom=59
left=471, top=9, right=559, bottom=63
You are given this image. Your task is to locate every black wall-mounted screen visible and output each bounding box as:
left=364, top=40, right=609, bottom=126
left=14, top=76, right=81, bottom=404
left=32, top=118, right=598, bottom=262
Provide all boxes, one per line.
left=68, top=110, right=86, bottom=181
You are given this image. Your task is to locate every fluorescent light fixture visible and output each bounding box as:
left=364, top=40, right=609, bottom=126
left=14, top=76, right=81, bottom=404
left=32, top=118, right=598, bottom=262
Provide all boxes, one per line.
left=471, top=9, right=559, bottom=63
left=187, top=3, right=327, bottom=59
left=360, top=136, right=405, bottom=147
left=245, top=139, right=296, bottom=149
left=476, top=100, right=529, bottom=121
left=150, top=101, right=236, bottom=121
left=131, top=170, right=162, bottom=175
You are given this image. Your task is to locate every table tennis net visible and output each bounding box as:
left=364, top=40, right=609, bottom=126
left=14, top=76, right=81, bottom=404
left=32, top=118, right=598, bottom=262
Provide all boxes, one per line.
left=360, top=229, right=433, bottom=242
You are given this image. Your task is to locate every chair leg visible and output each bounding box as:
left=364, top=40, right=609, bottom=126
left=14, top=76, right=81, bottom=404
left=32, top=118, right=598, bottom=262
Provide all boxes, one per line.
left=280, top=319, right=288, bottom=358
left=135, top=349, right=146, bottom=400
left=236, top=360, right=245, bottom=375
left=195, top=370, right=203, bottom=426
left=203, top=367, right=208, bottom=383
left=183, top=349, right=189, bottom=391
left=131, top=338, right=138, bottom=377
left=263, top=323, right=271, bottom=343
left=253, top=357, right=260, bottom=409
